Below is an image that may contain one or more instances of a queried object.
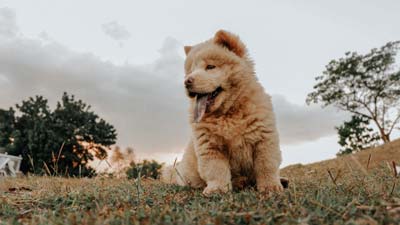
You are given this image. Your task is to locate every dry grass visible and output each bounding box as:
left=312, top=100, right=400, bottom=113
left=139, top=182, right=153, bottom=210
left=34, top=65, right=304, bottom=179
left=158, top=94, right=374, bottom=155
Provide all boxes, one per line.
left=1, top=140, right=400, bottom=224
left=281, top=138, right=400, bottom=180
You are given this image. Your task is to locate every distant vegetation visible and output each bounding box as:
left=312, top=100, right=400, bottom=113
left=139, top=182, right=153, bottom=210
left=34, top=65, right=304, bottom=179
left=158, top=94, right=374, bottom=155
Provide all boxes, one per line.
left=0, top=93, right=117, bottom=177
left=307, top=40, right=400, bottom=154
left=126, top=160, right=163, bottom=180
left=108, top=146, right=136, bottom=177
left=335, top=115, right=380, bottom=156
left=0, top=92, right=166, bottom=179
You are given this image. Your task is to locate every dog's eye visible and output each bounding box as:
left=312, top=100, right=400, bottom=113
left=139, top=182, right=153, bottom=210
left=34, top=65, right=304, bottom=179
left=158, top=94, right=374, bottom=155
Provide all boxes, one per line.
left=205, top=65, right=216, bottom=70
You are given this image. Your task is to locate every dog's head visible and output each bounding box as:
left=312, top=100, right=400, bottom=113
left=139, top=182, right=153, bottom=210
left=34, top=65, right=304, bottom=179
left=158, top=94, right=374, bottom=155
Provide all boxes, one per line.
left=183, top=30, right=252, bottom=123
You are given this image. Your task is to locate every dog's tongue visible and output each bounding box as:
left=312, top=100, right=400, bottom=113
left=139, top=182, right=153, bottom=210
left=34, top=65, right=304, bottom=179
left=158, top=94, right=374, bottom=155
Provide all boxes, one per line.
left=194, top=95, right=209, bottom=123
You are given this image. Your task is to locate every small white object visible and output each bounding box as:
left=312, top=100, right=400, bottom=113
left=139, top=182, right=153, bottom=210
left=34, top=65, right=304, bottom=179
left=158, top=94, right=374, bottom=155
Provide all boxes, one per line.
left=0, top=153, right=22, bottom=177
left=397, top=166, right=400, bottom=176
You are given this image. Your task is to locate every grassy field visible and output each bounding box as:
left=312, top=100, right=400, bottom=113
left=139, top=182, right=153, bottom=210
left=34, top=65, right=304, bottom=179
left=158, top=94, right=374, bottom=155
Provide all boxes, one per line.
left=1, top=140, right=399, bottom=225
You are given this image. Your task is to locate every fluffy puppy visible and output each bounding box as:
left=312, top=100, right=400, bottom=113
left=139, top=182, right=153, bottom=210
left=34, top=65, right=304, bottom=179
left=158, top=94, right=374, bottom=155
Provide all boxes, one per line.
left=161, top=30, right=283, bottom=196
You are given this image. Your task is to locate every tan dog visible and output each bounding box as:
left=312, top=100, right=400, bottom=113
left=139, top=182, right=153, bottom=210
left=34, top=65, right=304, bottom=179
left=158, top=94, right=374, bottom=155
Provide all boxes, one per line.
left=161, top=30, right=283, bottom=196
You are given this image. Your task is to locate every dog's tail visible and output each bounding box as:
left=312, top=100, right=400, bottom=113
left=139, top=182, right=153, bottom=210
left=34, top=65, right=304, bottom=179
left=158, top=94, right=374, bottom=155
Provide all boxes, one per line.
left=161, top=163, right=195, bottom=187
left=160, top=165, right=179, bottom=184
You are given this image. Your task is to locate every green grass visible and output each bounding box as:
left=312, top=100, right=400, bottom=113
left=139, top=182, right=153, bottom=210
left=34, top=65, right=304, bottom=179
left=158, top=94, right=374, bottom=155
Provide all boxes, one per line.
left=0, top=162, right=399, bottom=225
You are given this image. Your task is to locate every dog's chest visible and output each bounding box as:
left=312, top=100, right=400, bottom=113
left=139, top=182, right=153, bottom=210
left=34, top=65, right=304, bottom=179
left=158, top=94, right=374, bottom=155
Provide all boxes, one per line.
left=209, top=115, right=264, bottom=144
left=198, top=114, right=266, bottom=175
left=212, top=117, right=259, bottom=174
left=227, top=136, right=255, bottom=176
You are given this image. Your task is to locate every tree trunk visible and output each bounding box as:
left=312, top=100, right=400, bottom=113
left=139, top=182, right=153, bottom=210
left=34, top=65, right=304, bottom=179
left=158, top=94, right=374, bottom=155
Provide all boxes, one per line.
left=373, top=119, right=391, bottom=143
left=380, top=131, right=390, bottom=143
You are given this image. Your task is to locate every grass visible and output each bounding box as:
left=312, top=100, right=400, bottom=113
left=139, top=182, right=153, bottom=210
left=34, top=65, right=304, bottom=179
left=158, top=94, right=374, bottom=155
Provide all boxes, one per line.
left=1, top=140, right=400, bottom=224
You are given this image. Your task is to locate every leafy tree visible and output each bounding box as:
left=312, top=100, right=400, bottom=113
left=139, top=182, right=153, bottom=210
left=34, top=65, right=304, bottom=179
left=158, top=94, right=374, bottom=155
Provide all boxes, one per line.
left=0, top=108, right=15, bottom=148
left=0, top=93, right=117, bottom=177
left=336, top=115, right=380, bottom=156
left=307, top=41, right=400, bottom=143
left=126, top=160, right=163, bottom=179
left=6, top=96, right=53, bottom=174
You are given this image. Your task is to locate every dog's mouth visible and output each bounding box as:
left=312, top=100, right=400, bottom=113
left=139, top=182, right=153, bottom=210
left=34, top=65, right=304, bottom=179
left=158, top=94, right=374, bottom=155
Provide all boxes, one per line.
left=189, top=87, right=223, bottom=123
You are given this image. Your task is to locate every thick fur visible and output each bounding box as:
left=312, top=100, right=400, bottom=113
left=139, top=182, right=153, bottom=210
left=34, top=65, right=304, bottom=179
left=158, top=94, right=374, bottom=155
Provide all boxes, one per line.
left=161, top=30, right=283, bottom=196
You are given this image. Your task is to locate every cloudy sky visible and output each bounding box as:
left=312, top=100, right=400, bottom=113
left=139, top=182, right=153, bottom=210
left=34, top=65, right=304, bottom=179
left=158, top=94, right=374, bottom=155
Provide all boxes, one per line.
left=0, top=0, right=399, bottom=166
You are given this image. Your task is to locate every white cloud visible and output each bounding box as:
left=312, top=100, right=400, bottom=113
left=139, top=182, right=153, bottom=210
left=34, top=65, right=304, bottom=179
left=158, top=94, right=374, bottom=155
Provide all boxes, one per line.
left=0, top=7, right=18, bottom=37
left=0, top=34, right=188, bottom=155
left=273, top=95, right=348, bottom=145
left=101, top=21, right=131, bottom=41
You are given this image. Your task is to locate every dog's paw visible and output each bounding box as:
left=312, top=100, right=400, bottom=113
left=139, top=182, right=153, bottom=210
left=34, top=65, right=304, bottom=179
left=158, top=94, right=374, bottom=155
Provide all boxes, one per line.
left=257, top=182, right=284, bottom=194
left=202, top=182, right=231, bottom=197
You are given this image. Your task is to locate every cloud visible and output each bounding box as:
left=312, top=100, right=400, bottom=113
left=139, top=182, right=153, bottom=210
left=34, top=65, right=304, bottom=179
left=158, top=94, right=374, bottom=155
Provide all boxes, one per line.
left=101, top=21, right=131, bottom=41
left=0, top=34, right=188, bottom=155
left=272, top=95, right=348, bottom=145
left=0, top=9, right=348, bottom=157
left=0, top=8, right=18, bottom=37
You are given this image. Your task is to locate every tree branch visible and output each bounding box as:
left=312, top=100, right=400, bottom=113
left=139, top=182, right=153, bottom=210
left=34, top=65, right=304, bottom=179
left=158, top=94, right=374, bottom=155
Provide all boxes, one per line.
left=353, top=99, right=376, bottom=119
left=388, top=113, right=400, bottom=135
left=341, top=106, right=372, bottom=120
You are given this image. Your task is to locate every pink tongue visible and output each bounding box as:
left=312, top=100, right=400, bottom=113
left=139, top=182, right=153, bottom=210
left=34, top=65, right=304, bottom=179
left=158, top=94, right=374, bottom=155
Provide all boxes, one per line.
left=194, top=95, right=208, bottom=123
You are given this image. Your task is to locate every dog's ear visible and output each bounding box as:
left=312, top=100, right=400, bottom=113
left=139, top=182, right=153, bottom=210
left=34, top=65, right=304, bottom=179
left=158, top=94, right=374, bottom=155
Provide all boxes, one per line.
left=184, top=46, right=192, bottom=56
left=214, top=30, right=246, bottom=57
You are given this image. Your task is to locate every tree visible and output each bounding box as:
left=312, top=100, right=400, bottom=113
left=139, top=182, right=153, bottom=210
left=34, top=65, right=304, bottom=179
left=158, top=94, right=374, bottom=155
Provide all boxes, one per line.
left=0, top=108, right=15, bottom=148
left=0, top=93, right=117, bottom=177
left=5, top=96, right=53, bottom=174
left=307, top=41, right=400, bottom=143
left=126, top=160, right=163, bottom=179
left=336, top=115, right=380, bottom=156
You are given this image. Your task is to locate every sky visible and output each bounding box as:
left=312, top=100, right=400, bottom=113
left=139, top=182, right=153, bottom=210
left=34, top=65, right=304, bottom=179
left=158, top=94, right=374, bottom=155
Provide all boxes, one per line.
left=0, top=0, right=399, bottom=167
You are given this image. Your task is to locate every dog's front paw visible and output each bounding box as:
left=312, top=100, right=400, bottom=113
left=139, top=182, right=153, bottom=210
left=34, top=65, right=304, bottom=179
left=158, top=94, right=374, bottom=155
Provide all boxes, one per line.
left=257, top=182, right=284, bottom=193
left=202, top=182, right=231, bottom=197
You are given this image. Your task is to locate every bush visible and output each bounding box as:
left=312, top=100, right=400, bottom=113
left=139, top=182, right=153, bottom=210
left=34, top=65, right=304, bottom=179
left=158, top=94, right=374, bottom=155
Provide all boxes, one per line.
left=126, top=160, right=163, bottom=179
left=336, top=115, right=380, bottom=156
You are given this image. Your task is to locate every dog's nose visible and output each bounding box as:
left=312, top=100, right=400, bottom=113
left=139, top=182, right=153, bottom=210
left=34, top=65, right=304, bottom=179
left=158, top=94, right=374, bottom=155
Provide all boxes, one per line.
left=184, top=77, right=194, bottom=88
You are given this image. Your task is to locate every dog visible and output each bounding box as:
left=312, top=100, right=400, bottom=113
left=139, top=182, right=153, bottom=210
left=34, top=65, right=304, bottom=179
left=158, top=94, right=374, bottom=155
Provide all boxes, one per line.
left=161, top=30, right=283, bottom=196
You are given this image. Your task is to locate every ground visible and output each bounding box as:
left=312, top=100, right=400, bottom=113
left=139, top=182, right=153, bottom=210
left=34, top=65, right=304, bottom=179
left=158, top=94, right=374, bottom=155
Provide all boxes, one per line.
left=0, top=140, right=399, bottom=225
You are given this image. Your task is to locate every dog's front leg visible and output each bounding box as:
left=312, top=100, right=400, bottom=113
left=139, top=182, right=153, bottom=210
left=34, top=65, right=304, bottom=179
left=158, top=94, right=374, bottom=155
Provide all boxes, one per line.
left=195, top=137, right=232, bottom=196
left=254, top=131, right=283, bottom=193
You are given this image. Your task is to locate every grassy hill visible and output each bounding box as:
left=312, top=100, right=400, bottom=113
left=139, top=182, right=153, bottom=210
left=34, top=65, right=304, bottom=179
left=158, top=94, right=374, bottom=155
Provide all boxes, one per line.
left=281, top=138, right=400, bottom=179
left=0, top=140, right=399, bottom=224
